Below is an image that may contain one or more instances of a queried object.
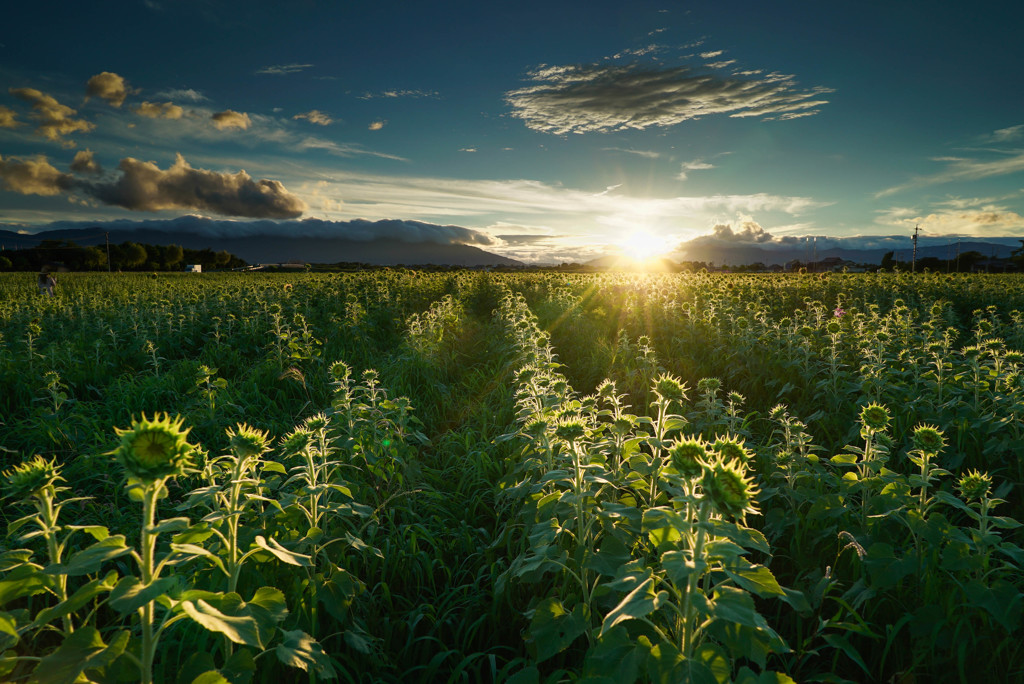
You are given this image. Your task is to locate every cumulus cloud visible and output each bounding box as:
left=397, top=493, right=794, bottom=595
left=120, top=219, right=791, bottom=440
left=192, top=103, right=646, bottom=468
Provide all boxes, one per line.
left=8, top=88, right=95, bottom=146
left=704, top=220, right=775, bottom=242
left=211, top=110, right=251, bottom=130
left=1, top=151, right=305, bottom=219
left=85, top=72, right=130, bottom=107
left=133, top=101, right=184, bottom=119
left=78, top=153, right=305, bottom=218
left=368, top=120, right=386, bottom=131
left=293, top=110, right=333, bottom=125
left=0, top=105, right=19, bottom=128
left=0, top=154, right=74, bottom=195
left=256, top=63, right=313, bottom=75
left=505, top=62, right=831, bottom=134
left=70, top=149, right=102, bottom=174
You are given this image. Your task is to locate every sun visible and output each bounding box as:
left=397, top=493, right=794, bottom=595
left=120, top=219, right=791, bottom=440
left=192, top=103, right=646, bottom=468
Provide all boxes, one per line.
left=619, top=229, right=672, bottom=261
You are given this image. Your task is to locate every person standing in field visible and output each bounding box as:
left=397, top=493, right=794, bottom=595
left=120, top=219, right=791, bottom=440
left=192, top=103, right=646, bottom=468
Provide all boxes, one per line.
left=38, top=271, right=57, bottom=296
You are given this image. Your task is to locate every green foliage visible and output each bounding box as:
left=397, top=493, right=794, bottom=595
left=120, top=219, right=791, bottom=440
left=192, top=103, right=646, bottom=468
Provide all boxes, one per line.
left=3, top=270, right=1024, bottom=682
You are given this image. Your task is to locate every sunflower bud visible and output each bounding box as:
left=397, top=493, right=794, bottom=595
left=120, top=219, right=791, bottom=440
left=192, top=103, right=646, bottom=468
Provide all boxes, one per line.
left=554, top=418, right=587, bottom=443
left=279, top=427, right=312, bottom=455
left=957, top=470, right=992, bottom=501
left=226, top=423, right=270, bottom=460
left=2, top=455, right=62, bottom=501
left=860, top=403, right=890, bottom=432
left=703, top=459, right=758, bottom=521
left=653, top=374, right=687, bottom=403
left=911, top=424, right=944, bottom=453
left=112, top=413, right=193, bottom=483
left=711, top=436, right=751, bottom=464
left=668, top=439, right=709, bottom=480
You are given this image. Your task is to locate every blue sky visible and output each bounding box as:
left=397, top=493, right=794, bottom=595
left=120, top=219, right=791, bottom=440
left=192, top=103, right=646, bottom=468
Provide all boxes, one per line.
left=2, top=0, right=1023, bottom=262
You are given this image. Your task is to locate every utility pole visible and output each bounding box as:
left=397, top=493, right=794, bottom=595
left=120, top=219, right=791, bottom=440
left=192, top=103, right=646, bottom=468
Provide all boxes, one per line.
left=105, top=232, right=111, bottom=272
left=912, top=224, right=920, bottom=273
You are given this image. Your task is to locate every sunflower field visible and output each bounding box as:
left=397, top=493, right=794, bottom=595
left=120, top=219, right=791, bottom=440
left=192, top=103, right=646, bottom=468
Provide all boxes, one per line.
left=2, top=269, right=1024, bottom=683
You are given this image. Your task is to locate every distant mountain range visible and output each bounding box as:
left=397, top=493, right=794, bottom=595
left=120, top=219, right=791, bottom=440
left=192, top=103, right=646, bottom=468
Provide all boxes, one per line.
left=675, top=239, right=1021, bottom=267
left=0, top=227, right=524, bottom=267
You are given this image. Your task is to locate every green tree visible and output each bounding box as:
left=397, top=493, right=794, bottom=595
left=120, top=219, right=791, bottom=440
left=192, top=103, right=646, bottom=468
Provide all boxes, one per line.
left=164, top=244, right=184, bottom=269
left=121, top=242, right=148, bottom=269
left=880, top=251, right=895, bottom=271
left=83, top=246, right=107, bottom=270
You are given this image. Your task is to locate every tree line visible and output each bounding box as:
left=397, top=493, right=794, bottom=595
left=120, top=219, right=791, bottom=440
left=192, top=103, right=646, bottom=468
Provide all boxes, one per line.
left=0, top=239, right=246, bottom=272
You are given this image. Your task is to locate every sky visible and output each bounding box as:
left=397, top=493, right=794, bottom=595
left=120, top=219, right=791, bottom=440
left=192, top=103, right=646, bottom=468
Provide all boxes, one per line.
left=2, top=0, right=1024, bottom=263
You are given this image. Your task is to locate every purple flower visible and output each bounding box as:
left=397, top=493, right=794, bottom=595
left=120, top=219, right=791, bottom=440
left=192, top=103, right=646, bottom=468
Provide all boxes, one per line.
left=834, top=306, right=845, bottom=318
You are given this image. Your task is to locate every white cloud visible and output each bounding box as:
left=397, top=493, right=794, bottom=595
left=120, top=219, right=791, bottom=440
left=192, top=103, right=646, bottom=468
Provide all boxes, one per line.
left=505, top=61, right=831, bottom=134
left=293, top=110, right=334, bottom=125
left=676, top=159, right=715, bottom=180
left=602, top=147, right=661, bottom=158
left=876, top=201, right=1024, bottom=236
left=990, top=124, right=1024, bottom=142
left=876, top=151, right=1024, bottom=197
left=256, top=63, right=314, bottom=75
left=154, top=88, right=207, bottom=102
left=358, top=89, right=438, bottom=100
left=368, top=120, right=386, bottom=131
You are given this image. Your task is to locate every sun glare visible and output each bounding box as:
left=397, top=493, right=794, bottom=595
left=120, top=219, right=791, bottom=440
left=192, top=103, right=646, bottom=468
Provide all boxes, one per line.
left=620, top=229, right=672, bottom=261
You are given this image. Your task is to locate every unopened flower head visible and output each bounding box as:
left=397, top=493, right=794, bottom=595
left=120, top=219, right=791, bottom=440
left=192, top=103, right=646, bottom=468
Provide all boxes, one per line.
left=227, top=423, right=270, bottom=459
left=696, top=377, right=721, bottom=395
left=112, top=413, right=193, bottom=482
left=653, top=374, right=687, bottom=403
left=523, top=417, right=551, bottom=438
left=596, top=379, right=617, bottom=400
left=957, top=469, right=992, bottom=501
left=555, top=418, right=587, bottom=443
left=329, top=361, right=351, bottom=382
left=703, top=458, right=758, bottom=521
left=279, top=427, right=312, bottom=455
left=712, top=436, right=751, bottom=464
left=2, top=455, right=62, bottom=500
left=668, top=438, right=708, bottom=480
left=860, top=403, right=890, bottom=431
left=304, top=412, right=329, bottom=432
left=911, top=424, right=945, bottom=453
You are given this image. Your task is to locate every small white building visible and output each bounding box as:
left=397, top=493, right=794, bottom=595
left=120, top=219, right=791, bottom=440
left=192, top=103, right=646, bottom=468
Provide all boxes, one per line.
left=185, top=264, right=202, bottom=273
